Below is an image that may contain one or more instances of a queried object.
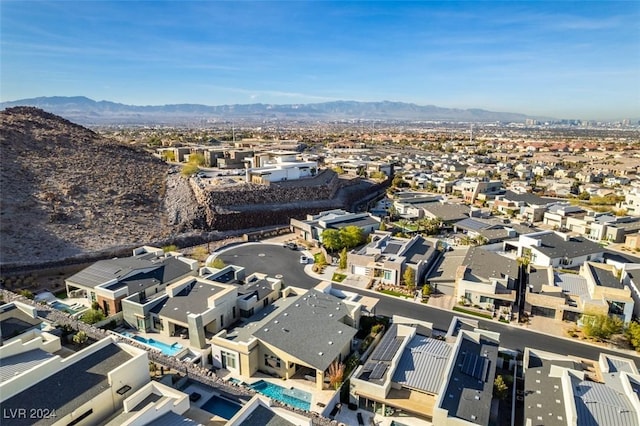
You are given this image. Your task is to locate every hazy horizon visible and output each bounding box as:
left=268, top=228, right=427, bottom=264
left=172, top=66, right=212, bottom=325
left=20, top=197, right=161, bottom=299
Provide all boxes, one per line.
left=1, top=1, right=639, bottom=121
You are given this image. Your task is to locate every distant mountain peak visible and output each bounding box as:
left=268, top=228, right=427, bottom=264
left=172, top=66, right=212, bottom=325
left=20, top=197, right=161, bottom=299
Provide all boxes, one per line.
left=1, top=95, right=534, bottom=125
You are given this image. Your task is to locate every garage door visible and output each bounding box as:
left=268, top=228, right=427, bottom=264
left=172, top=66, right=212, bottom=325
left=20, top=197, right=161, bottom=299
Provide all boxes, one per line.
left=531, top=306, right=556, bottom=319
left=353, top=266, right=367, bottom=276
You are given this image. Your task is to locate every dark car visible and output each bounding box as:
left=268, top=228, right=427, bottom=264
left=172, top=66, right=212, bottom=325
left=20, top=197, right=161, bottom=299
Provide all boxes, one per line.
left=284, top=242, right=298, bottom=250
left=189, top=392, right=202, bottom=402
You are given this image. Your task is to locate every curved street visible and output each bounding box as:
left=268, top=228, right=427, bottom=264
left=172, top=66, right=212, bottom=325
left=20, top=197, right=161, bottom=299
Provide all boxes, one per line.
left=213, top=241, right=640, bottom=366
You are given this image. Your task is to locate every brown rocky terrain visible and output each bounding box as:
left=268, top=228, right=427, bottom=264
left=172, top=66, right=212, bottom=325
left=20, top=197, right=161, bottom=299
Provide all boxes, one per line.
left=0, top=107, right=388, bottom=269
left=0, top=107, right=194, bottom=266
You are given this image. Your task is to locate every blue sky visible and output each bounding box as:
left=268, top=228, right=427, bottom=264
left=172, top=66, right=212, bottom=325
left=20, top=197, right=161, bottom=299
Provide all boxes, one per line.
left=1, top=1, right=639, bottom=120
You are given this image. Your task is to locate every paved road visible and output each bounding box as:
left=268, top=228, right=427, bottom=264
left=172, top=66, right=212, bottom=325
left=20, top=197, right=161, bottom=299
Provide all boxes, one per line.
left=214, top=243, right=640, bottom=365
left=214, top=242, right=318, bottom=288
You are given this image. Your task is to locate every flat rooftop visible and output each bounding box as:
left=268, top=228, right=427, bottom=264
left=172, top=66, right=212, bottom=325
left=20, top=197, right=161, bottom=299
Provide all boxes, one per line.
left=0, top=342, right=133, bottom=426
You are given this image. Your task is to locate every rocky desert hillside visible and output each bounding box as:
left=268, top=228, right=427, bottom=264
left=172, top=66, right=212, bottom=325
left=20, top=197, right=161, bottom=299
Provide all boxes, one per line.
left=0, top=107, right=198, bottom=266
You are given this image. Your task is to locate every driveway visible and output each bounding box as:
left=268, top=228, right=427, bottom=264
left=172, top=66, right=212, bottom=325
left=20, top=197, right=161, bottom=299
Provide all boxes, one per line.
left=213, top=242, right=320, bottom=289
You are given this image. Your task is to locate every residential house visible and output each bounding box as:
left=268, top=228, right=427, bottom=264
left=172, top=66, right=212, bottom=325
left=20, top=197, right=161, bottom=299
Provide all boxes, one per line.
left=350, top=316, right=500, bottom=424
left=523, top=348, right=640, bottom=426
left=525, top=262, right=634, bottom=324
left=619, top=188, right=640, bottom=216
left=566, top=213, right=640, bottom=243
left=506, top=231, right=605, bottom=268
left=453, top=217, right=530, bottom=244
left=121, top=274, right=238, bottom=352
left=65, top=246, right=198, bottom=316
left=431, top=329, right=500, bottom=425
left=455, top=247, right=519, bottom=313
left=421, top=202, right=471, bottom=225
left=210, top=285, right=361, bottom=390
left=492, top=191, right=555, bottom=222
left=452, top=179, right=503, bottom=204
left=0, top=336, right=150, bottom=426
left=543, top=204, right=586, bottom=230
left=103, top=381, right=193, bottom=426
left=348, top=231, right=439, bottom=287
left=290, top=209, right=381, bottom=245
left=227, top=395, right=312, bottom=426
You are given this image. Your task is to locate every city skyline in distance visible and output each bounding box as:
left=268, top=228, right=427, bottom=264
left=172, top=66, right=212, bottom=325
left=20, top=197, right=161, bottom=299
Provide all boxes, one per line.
left=1, top=1, right=639, bottom=121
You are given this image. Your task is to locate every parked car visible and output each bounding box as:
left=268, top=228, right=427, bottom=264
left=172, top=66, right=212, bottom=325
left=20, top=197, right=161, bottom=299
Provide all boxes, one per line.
left=300, top=255, right=310, bottom=264
left=284, top=242, right=298, bottom=250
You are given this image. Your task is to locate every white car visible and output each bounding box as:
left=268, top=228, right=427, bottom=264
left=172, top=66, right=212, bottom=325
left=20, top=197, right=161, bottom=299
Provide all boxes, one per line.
left=300, top=255, right=311, bottom=264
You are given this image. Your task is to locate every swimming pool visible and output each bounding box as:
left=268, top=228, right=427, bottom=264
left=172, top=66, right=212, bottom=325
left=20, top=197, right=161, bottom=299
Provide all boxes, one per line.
left=250, top=380, right=311, bottom=411
left=122, top=332, right=183, bottom=356
left=200, top=395, right=242, bottom=419
left=50, top=301, right=85, bottom=315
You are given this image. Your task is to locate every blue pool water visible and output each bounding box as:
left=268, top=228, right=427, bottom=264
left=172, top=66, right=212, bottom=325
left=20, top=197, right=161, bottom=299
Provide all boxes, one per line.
left=50, top=301, right=84, bottom=315
left=250, top=380, right=311, bottom=411
left=122, top=332, right=183, bottom=356
left=200, top=396, right=242, bottom=419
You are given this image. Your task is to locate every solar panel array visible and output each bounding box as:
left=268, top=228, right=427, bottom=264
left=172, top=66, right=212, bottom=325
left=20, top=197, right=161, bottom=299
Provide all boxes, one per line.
left=369, top=362, right=389, bottom=380
left=372, top=337, right=402, bottom=361
left=461, top=353, right=489, bottom=381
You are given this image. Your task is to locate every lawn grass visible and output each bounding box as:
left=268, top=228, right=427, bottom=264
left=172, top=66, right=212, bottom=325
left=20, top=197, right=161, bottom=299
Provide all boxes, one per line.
left=379, top=289, right=410, bottom=299
left=332, top=273, right=347, bottom=282
left=453, top=306, right=493, bottom=320
left=54, top=291, right=68, bottom=299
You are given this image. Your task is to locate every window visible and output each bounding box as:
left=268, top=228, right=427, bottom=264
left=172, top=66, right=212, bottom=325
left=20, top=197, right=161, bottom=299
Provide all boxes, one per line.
left=221, top=351, right=237, bottom=369
left=220, top=315, right=224, bottom=328
left=232, top=307, right=236, bottom=319
left=383, top=270, right=392, bottom=281
left=264, top=354, right=281, bottom=369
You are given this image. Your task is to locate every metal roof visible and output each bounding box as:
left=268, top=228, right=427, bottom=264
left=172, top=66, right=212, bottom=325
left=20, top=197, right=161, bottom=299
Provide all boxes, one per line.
left=392, top=335, right=452, bottom=394
left=573, top=377, right=639, bottom=426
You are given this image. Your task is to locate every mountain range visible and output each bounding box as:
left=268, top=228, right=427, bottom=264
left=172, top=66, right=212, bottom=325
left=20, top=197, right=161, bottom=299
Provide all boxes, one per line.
left=0, top=96, right=535, bottom=125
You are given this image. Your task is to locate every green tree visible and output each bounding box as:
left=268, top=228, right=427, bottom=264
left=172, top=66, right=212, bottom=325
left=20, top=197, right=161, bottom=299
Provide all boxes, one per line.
left=321, top=229, right=342, bottom=252
left=188, top=153, right=206, bottom=166
left=339, top=226, right=364, bottom=249
left=72, top=331, right=88, bottom=346
left=422, top=284, right=433, bottom=297
left=162, top=150, right=176, bottom=162
left=626, top=321, right=640, bottom=351
left=163, top=245, right=178, bottom=252
left=333, top=166, right=345, bottom=174
left=403, top=267, right=416, bottom=288
left=581, top=313, right=623, bottom=341
left=181, top=163, right=199, bottom=176
left=339, top=247, right=348, bottom=270
left=379, top=221, right=387, bottom=232
left=19, top=290, right=34, bottom=299
left=493, top=375, right=509, bottom=400
left=81, top=309, right=105, bottom=325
